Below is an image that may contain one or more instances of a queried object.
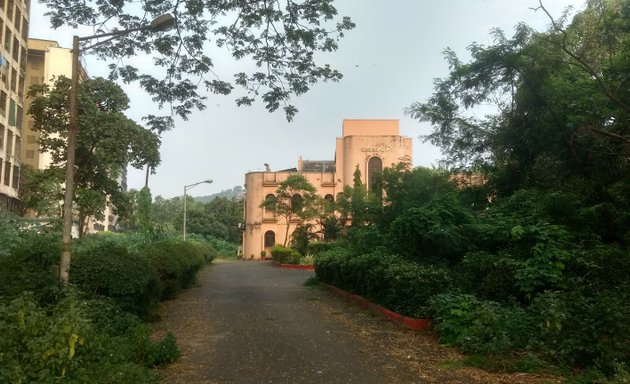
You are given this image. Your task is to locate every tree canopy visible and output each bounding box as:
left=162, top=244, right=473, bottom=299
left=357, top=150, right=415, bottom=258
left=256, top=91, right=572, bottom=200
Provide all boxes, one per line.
left=28, top=76, right=161, bottom=235
left=40, top=0, right=355, bottom=128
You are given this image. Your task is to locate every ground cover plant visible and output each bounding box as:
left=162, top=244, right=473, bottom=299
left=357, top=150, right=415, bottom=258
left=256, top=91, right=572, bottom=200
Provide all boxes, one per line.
left=0, top=217, right=214, bottom=382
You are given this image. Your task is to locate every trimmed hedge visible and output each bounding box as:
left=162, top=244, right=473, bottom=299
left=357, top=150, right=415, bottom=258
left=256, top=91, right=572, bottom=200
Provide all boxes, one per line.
left=315, top=248, right=452, bottom=318
left=139, top=239, right=206, bottom=299
left=72, top=241, right=162, bottom=318
left=270, top=245, right=301, bottom=264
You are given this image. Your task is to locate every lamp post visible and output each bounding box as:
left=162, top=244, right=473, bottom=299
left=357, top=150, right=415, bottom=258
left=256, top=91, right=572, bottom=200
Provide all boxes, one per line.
left=59, top=14, right=176, bottom=284
left=183, top=179, right=213, bottom=240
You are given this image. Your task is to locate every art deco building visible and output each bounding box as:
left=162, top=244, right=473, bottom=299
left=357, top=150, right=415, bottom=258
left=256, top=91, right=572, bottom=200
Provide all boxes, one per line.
left=242, top=119, right=413, bottom=259
left=0, top=0, right=29, bottom=213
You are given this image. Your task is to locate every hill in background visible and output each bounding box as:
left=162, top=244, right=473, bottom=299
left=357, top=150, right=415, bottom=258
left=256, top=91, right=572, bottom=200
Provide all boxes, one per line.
left=194, top=186, right=244, bottom=203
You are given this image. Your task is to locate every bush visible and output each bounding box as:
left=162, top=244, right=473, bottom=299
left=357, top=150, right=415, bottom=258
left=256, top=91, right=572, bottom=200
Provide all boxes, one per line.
left=71, top=241, right=161, bottom=318
left=316, top=248, right=452, bottom=317
left=270, top=245, right=301, bottom=264
left=0, top=231, right=62, bottom=305
left=139, top=239, right=206, bottom=299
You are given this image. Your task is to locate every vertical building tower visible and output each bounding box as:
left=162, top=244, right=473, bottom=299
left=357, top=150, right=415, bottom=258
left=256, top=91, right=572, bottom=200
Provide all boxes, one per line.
left=0, top=0, right=29, bottom=213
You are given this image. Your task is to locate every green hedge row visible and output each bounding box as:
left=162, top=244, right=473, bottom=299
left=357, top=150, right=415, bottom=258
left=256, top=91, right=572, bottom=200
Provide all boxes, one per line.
left=315, top=248, right=452, bottom=318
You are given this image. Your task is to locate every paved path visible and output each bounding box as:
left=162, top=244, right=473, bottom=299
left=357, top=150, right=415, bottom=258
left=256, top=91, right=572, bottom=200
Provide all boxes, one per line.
left=152, top=261, right=560, bottom=384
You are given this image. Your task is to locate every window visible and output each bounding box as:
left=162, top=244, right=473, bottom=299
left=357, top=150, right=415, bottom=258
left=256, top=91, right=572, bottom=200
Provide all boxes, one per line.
left=29, top=75, right=38, bottom=84
left=15, top=104, right=21, bottom=130
left=11, top=36, right=18, bottom=62
left=8, top=98, right=14, bottom=126
left=25, top=149, right=33, bottom=158
left=26, top=134, right=34, bottom=143
left=11, top=164, right=17, bottom=188
left=17, top=75, right=22, bottom=98
left=3, top=160, right=9, bottom=186
left=291, top=194, right=303, bottom=213
left=0, top=92, right=6, bottom=116
left=14, top=134, right=19, bottom=158
left=4, top=26, right=10, bottom=53
left=20, top=17, right=27, bottom=40
left=324, top=194, right=334, bottom=203
left=13, top=7, right=20, bottom=32
left=264, top=231, right=275, bottom=248
left=6, top=129, right=11, bottom=154
left=0, top=124, right=3, bottom=149
left=6, top=0, right=13, bottom=21
left=367, top=156, right=383, bottom=194
left=10, top=67, right=16, bottom=91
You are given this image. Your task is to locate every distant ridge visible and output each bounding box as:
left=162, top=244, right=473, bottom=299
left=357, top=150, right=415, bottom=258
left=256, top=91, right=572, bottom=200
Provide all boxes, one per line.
left=194, top=186, right=244, bottom=203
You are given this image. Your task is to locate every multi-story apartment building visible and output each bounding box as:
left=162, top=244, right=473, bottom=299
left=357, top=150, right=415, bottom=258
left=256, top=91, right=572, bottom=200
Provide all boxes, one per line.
left=242, top=119, right=413, bottom=259
left=0, top=0, right=29, bottom=213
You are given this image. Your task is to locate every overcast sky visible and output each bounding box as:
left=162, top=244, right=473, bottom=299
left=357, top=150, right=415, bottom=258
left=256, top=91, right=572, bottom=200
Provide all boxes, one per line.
left=29, top=0, right=585, bottom=198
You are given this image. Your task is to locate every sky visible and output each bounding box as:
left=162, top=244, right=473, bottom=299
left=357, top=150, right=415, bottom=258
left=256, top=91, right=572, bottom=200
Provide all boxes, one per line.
left=29, top=0, right=585, bottom=198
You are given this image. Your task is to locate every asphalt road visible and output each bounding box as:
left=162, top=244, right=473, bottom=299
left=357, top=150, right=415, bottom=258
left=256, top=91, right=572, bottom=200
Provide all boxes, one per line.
left=154, top=261, right=425, bottom=384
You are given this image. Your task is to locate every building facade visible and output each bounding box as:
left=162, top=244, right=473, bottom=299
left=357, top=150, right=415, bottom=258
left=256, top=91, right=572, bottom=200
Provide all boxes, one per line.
left=242, top=119, right=412, bottom=259
left=0, top=0, right=29, bottom=213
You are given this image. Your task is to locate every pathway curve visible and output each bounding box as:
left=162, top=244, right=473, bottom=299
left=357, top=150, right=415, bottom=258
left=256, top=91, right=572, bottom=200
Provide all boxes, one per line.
left=151, top=261, right=560, bottom=384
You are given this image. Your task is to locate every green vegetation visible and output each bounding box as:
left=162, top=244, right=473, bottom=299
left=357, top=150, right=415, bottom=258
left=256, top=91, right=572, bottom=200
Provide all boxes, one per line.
left=312, top=2, right=630, bottom=380
left=0, top=216, right=217, bottom=383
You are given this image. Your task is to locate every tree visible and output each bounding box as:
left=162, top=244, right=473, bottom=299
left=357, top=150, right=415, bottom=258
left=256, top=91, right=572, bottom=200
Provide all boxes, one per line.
left=406, top=1, right=630, bottom=243
left=40, top=0, right=355, bottom=127
left=28, top=76, right=161, bottom=236
left=18, top=165, right=64, bottom=218
left=261, top=174, right=319, bottom=246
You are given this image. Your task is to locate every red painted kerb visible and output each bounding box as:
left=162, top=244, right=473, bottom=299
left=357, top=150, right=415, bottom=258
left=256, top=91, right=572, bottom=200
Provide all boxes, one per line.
left=272, top=261, right=315, bottom=271
left=321, top=283, right=432, bottom=331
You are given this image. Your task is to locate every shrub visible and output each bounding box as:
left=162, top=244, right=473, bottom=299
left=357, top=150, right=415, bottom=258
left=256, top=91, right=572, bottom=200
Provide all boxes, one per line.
left=72, top=241, right=161, bottom=318
left=270, top=245, right=301, bottom=264
left=428, top=293, right=531, bottom=354
left=139, top=239, right=206, bottom=299
left=0, top=231, right=62, bottom=305
left=316, top=248, right=452, bottom=317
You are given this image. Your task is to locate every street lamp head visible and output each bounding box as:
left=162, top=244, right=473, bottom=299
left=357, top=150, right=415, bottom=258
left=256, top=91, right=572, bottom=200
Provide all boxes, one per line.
left=203, top=179, right=213, bottom=184
left=149, top=13, right=176, bottom=33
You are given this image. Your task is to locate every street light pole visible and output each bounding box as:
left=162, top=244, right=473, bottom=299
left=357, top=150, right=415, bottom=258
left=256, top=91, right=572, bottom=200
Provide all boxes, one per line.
left=59, top=14, right=176, bottom=284
left=183, top=179, right=213, bottom=240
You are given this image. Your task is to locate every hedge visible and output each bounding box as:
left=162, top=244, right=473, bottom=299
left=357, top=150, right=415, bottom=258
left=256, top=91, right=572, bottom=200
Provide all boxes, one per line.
left=315, top=248, right=452, bottom=318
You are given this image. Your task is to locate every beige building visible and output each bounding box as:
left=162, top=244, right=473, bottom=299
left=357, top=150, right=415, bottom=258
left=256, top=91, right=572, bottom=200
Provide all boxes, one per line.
left=0, top=0, right=29, bottom=213
left=242, top=119, right=412, bottom=259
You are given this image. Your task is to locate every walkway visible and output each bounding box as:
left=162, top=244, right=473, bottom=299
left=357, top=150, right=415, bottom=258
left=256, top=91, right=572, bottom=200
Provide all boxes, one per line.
left=151, top=261, right=559, bottom=384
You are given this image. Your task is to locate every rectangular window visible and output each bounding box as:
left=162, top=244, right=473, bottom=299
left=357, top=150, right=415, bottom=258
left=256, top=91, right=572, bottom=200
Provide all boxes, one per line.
left=10, top=67, right=16, bottom=92
left=12, top=164, right=18, bottom=188
left=14, top=8, right=20, bottom=32
left=3, top=160, right=9, bottom=186
left=8, top=98, right=15, bottom=126
left=6, top=0, right=13, bottom=22
left=12, top=36, right=18, bottom=61
left=0, top=0, right=5, bottom=12
left=25, top=149, right=33, bottom=158
left=4, top=26, right=10, bottom=53
left=14, top=134, right=19, bottom=158
left=17, top=75, right=22, bottom=98
left=0, top=124, right=3, bottom=149
left=26, top=134, right=34, bottom=143
left=29, top=75, right=38, bottom=84
left=21, top=17, right=26, bottom=40
left=15, top=104, right=21, bottom=130
left=19, top=45, right=25, bottom=72
left=6, top=129, right=12, bottom=154
left=0, top=91, right=6, bottom=116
